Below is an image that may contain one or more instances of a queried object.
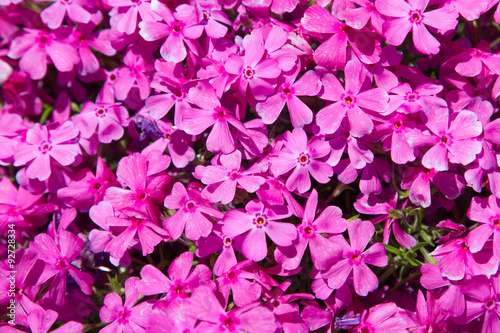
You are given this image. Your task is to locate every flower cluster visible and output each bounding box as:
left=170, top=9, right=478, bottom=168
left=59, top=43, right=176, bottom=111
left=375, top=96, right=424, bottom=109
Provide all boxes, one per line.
left=1, top=0, right=500, bottom=332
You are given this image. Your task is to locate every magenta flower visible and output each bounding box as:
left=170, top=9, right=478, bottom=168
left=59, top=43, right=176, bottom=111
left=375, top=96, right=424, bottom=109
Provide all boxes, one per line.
left=0, top=113, right=24, bottom=166
left=138, top=2, right=203, bottom=62
left=216, top=260, right=262, bottom=307
left=255, top=69, right=321, bottom=127
left=460, top=274, right=500, bottom=332
left=301, top=4, right=382, bottom=69
left=316, top=60, right=389, bottom=137
left=376, top=0, right=458, bottom=54
left=354, top=188, right=417, bottom=249
left=114, top=43, right=154, bottom=101
left=196, top=223, right=239, bottom=276
left=413, top=106, right=483, bottom=171
left=38, top=0, right=92, bottom=29
left=108, top=0, right=159, bottom=35
left=224, top=40, right=281, bottom=100
left=386, top=83, right=446, bottom=114
left=430, top=237, right=499, bottom=281
left=0, top=177, right=55, bottom=231
left=7, top=29, right=79, bottom=80
left=14, top=121, right=80, bottom=181
left=74, top=101, right=129, bottom=144
left=351, top=303, right=407, bottom=333
left=466, top=195, right=500, bottom=259
left=222, top=200, right=297, bottom=262
left=185, top=286, right=278, bottom=333
left=57, top=157, right=118, bottom=212
left=100, top=277, right=151, bottom=333
left=31, top=231, right=94, bottom=305
left=200, top=150, right=265, bottom=204
left=163, top=182, right=223, bottom=240
left=270, top=128, right=332, bottom=193
left=275, top=189, right=346, bottom=270
left=138, top=251, right=214, bottom=300
left=104, top=152, right=171, bottom=222
left=410, top=290, right=449, bottom=332
left=182, top=82, right=249, bottom=154
left=323, top=219, right=387, bottom=297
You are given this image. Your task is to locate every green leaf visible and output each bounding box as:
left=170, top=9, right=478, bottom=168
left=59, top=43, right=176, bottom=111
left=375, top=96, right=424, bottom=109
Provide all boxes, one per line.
left=408, top=242, right=428, bottom=254
left=383, top=244, right=403, bottom=256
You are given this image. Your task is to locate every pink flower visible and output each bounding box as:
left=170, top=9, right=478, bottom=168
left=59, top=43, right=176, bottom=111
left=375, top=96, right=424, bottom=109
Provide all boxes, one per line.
left=163, top=182, right=223, bottom=240
left=0, top=112, right=24, bottom=165
left=255, top=69, right=321, bottom=127
left=316, top=59, right=389, bottom=137
left=414, top=106, right=483, bottom=171
left=14, top=121, right=80, bottom=181
left=224, top=40, right=281, bottom=100
left=200, top=150, right=265, bottom=204
left=466, top=195, right=500, bottom=259
left=376, top=0, right=458, bottom=54
left=57, top=157, right=118, bottom=212
left=138, top=2, right=203, bottom=62
left=351, top=303, right=408, bottom=333
left=386, top=83, right=446, bottom=114
left=38, top=0, right=92, bottom=29
left=216, top=260, right=262, bottom=307
left=182, top=82, right=249, bottom=154
left=460, top=274, right=500, bottom=331
left=270, top=128, right=332, bottom=193
left=100, top=277, right=151, bottom=333
left=31, top=231, right=94, bottom=305
left=138, top=251, right=214, bottom=300
left=185, top=286, right=278, bottom=333
left=222, top=200, right=297, bottom=262
left=108, top=0, right=159, bottom=35
left=7, top=29, right=79, bottom=80
left=430, top=237, right=499, bottom=281
left=275, top=189, right=346, bottom=270
left=323, top=219, right=388, bottom=297
left=104, top=152, right=171, bottom=223
left=74, top=101, right=129, bottom=144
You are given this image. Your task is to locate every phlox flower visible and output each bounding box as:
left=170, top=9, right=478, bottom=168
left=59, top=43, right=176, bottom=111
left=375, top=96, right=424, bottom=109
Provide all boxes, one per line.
left=301, top=4, right=382, bottom=69
left=38, top=0, right=92, bottom=29
left=163, top=182, right=223, bottom=240
left=354, top=188, right=417, bottom=249
left=460, top=274, right=500, bottom=332
left=74, top=101, right=129, bottom=144
left=323, top=219, right=388, bottom=297
left=420, top=263, right=466, bottom=317
left=193, top=0, right=231, bottom=38
left=56, top=157, right=118, bottom=212
left=351, top=303, right=408, bottom=333
left=185, top=286, right=278, bottom=333
left=338, top=0, right=385, bottom=34
left=430, top=237, right=499, bottom=281
left=104, top=152, right=171, bottom=223
left=0, top=112, right=24, bottom=165
left=377, top=113, right=419, bottom=164
left=466, top=195, right=500, bottom=260
left=255, top=69, right=321, bottom=127
left=7, top=29, right=79, bottom=80
left=224, top=40, right=281, bottom=100
left=0, top=177, right=55, bottom=231
left=14, top=121, right=80, bottom=182
left=200, top=150, right=265, bottom=204
left=408, top=290, right=449, bottom=332
left=138, top=251, right=214, bottom=300
left=412, top=106, right=483, bottom=171
left=108, top=0, right=159, bottom=35
left=376, top=0, right=458, bottom=55
left=216, top=260, right=262, bottom=307
left=243, top=26, right=298, bottom=72
left=363, top=45, right=403, bottom=92
left=316, top=59, right=389, bottom=137
left=31, top=231, right=94, bottom=305
left=100, top=277, right=151, bottom=333
left=270, top=128, right=332, bottom=193
left=222, top=200, right=297, bottom=262
left=147, top=298, right=196, bottom=333
left=114, top=43, right=155, bottom=101
left=401, top=166, right=465, bottom=208
left=3, top=305, right=83, bottom=333
left=196, top=222, right=238, bottom=276
left=138, top=1, right=203, bottom=62
left=275, top=189, right=346, bottom=270
left=386, top=83, right=446, bottom=114
left=182, top=82, right=249, bottom=154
